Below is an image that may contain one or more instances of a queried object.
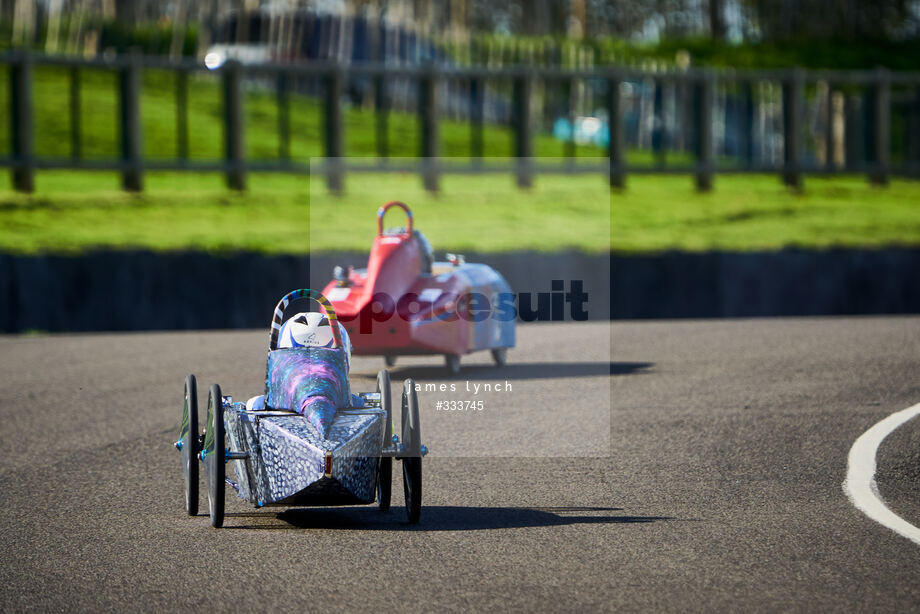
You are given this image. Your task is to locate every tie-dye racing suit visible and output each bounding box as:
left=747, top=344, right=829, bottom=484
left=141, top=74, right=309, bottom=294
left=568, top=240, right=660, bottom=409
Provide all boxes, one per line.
left=262, top=345, right=355, bottom=439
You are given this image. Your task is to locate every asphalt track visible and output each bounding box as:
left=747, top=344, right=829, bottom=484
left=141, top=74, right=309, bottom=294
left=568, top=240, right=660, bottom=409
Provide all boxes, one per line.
left=1, top=317, right=919, bottom=612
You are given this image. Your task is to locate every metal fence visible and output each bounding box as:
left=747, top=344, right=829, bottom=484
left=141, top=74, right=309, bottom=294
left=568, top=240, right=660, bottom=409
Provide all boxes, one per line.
left=2, top=50, right=920, bottom=193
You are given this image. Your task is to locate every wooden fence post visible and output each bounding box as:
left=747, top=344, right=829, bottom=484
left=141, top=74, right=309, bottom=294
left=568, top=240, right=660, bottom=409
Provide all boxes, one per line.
left=222, top=60, right=245, bottom=190
left=868, top=68, right=890, bottom=185
left=676, top=79, right=689, bottom=154
left=375, top=74, right=388, bottom=159
left=694, top=72, right=714, bottom=192
left=741, top=79, right=755, bottom=169
left=176, top=69, right=188, bottom=161
left=419, top=67, right=439, bottom=192
left=10, top=50, right=34, bottom=193
left=470, top=76, right=484, bottom=161
left=119, top=51, right=143, bottom=192
left=782, top=69, right=804, bottom=190
left=564, top=77, right=576, bottom=160
left=276, top=72, right=290, bottom=162
left=652, top=78, right=664, bottom=167
left=844, top=93, right=862, bottom=171
left=69, top=65, right=81, bottom=160
left=908, top=86, right=920, bottom=174
left=824, top=84, right=836, bottom=170
left=324, top=68, right=344, bottom=192
left=513, top=73, right=533, bottom=188
left=607, top=74, right=625, bottom=189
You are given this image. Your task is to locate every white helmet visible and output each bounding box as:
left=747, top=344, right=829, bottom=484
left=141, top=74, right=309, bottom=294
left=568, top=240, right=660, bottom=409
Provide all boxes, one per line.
left=278, top=311, right=352, bottom=369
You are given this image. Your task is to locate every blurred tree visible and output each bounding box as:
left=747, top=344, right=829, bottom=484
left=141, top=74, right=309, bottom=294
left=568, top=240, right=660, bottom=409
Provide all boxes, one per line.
left=448, top=0, right=470, bottom=39
left=3, top=0, right=919, bottom=58
left=114, top=0, right=136, bottom=26
left=742, top=0, right=919, bottom=40
left=1, top=0, right=13, bottom=24
left=12, top=0, right=37, bottom=45
left=519, top=0, right=550, bottom=36
left=170, top=0, right=188, bottom=58
left=570, top=0, right=586, bottom=38
left=709, top=0, right=725, bottom=39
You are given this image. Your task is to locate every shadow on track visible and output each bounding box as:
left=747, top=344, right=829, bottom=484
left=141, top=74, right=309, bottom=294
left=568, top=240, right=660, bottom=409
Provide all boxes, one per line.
left=368, top=361, right=652, bottom=381
left=221, top=505, right=673, bottom=531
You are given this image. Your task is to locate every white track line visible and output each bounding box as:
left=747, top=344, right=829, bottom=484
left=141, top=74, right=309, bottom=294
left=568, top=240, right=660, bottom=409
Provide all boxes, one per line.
left=843, top=402, right=920, bottom=546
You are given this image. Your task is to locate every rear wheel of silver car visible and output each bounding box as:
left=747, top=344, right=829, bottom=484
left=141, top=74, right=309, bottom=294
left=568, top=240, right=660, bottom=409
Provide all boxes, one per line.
left=376, top=370, right=393, bottom=512
left=181, top=374, right=199, bottom=516
left=204, top=384, right=225, bottom=529
left=401, top=379, right=422, bottom=524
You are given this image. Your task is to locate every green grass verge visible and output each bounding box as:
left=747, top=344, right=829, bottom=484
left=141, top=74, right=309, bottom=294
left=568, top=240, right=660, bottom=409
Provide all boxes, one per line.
left=612, top=174, right=920, bottom=253
left=309, top=170, right=611, bottom=253
left=1, top=171, right=919, bottom=255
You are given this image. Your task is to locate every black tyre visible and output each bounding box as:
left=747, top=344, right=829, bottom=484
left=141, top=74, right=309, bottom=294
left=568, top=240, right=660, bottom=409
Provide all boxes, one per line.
left=491, top=348, right=507, bottom=366
left=204, top=384, right=225, bottom=528
left=401, top=379, right=422, bottom=524
left=384, top=355, right=397, bottom=367
left=444, top=353, right=461, bottom=376
left=376, top=370, right=393, bottom=512
left=180, top=374, right=199, bottom=516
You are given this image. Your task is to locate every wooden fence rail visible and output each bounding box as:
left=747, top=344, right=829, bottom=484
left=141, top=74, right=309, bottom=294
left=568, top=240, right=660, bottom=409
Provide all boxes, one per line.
left=3, top=50, right=920, bottom=193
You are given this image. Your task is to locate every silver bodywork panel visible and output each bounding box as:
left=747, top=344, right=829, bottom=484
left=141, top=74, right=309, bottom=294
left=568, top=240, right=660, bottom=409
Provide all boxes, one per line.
left=225, top=404, right=386, bottom=506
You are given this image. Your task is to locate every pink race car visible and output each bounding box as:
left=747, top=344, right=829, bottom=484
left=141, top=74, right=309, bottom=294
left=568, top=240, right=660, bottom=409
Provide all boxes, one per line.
left=322, top=201, right=515, bottom=375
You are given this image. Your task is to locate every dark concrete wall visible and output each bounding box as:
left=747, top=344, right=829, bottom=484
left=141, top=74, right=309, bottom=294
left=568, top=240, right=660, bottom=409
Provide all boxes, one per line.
left=0, top=251, right=310, bottom=332
left=611, top=248, right=920, bottom=319
left=1, top=248, right=917, bottom=332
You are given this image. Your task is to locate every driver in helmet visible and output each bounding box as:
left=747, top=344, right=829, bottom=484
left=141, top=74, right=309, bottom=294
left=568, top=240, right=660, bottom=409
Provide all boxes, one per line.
left=246, top=311, right=363, bottom=420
